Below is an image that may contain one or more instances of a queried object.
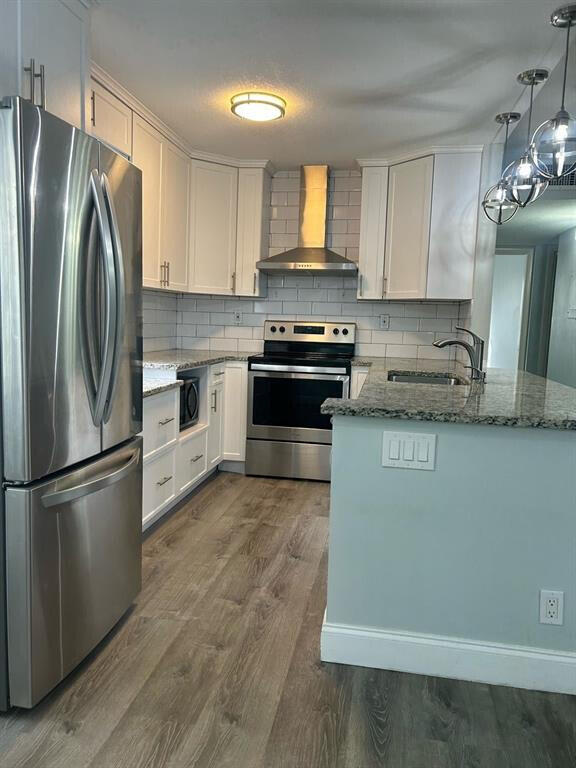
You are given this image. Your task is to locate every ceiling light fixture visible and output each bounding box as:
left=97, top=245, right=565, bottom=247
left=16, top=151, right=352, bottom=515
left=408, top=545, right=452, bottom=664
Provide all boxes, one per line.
left=502, top=69, right=549, bottom=207
left=482, top=112, right=521, bottom=225
left=532, top=5, right=576, bottom=179
left=230, top=92, right=286, bottom=121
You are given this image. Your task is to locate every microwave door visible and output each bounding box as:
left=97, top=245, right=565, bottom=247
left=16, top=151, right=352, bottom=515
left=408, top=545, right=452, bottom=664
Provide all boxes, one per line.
left=0, top=99, right=102, bottom=482
left=99, top=145, right=143, bottom=452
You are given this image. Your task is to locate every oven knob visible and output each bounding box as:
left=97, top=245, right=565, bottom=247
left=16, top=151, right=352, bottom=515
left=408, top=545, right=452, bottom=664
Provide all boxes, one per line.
left=279, top=326, right=286, bottom=333
left=270, top=325, right=277, bottom=333
left=333, top=328, right=340, bottom=335
left=342, top=328, right=349, bottom=336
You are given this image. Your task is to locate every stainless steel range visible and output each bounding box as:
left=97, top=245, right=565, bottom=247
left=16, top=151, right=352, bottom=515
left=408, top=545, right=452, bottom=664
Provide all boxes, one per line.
left=246, top=320, right=356, bottom=481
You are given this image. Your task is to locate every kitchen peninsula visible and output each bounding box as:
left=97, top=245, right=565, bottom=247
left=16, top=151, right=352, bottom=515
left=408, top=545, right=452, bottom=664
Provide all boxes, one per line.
left=321, top=359, right=576, bottom=694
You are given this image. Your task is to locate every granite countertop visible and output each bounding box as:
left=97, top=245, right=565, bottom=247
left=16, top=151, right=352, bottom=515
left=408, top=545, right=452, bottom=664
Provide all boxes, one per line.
left=143, top=378, right=183, bottom=398
left=322, top=357, right=576, bottom=431
left=143, top=349, right=382, bottom=372
left=143, top=350, right=249, bottom=371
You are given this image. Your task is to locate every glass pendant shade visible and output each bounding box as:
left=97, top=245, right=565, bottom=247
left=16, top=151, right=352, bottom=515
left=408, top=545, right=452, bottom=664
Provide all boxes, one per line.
left=532, top=109, right=576, bottom=178
left=502, top=153, right=549, bottom=207
left=482, top=181, right=518, bottom=224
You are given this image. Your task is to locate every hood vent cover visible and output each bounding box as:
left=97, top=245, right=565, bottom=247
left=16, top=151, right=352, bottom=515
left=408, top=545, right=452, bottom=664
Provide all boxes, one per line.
left=256, top=165, right=358, bottom=276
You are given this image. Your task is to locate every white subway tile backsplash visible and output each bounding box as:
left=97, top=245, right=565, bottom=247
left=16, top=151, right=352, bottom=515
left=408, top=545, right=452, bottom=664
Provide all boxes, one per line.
left=254, top=301, right=283, bottom=314
left=282, top=301, right=312, bottom=315
left=179, top=337, right=209, bottom=351
left=371, top=330, right=404, bottom=344
left=209, top=337, right=238, bottom=351
left=225, top=326, right=253, bottom=339
left=386, top=344, right=418, bottom=358
left=389, top=317, right=419, bottom=331
left=298, top=288, right=328, bottom=301
left=312, top=302, right=342, bottom=315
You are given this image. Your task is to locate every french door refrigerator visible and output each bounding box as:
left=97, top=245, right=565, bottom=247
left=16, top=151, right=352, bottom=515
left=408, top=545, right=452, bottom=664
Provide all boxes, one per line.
left=0, top=97, right=143, bottom=710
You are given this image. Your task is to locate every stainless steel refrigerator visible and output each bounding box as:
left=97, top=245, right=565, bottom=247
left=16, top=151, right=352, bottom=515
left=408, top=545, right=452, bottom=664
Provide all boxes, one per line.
left=0, top=97, right=143, bottom=709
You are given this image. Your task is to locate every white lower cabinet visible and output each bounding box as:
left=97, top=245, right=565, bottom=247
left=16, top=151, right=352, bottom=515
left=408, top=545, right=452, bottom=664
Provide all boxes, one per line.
left=143, top=389, right=179, bottom=458
left=350, top=367, right=370, bottom=399
left=207, top=381, right=224, bottom=470
left=223, top=361, right=247, bottom=461
left=176, top=429, right=207, bottom=494
left=142, top=447, right=176, bottom=527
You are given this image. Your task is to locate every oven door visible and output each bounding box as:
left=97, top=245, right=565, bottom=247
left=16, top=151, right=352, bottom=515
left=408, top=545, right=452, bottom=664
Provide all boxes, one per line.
left=247, top=368, right=349, bottom=444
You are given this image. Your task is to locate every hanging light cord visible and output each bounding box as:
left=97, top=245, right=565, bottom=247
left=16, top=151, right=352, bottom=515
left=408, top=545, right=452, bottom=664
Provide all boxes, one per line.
left=526, top=80, right=535, bottom=147
left=561, top=22, right=571, bottom=111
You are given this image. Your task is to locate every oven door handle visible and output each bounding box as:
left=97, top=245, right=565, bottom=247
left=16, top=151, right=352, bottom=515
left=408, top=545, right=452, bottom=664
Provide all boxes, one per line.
left=249, top=363, right=349, bottom=375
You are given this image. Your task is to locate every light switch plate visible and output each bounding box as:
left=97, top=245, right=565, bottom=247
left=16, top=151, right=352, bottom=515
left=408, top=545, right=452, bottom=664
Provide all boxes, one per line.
left=382, top=432, right=437, bottom=470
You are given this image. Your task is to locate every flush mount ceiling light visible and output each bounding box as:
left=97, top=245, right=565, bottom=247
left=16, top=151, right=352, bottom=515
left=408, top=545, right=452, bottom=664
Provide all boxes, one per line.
left=532, top=5, right=576, bottom=179
left=502, top=69, right=550, bottom=207
left=230, top=92, right=286, bottom=121
left=482, top=112, right=521, bottom=225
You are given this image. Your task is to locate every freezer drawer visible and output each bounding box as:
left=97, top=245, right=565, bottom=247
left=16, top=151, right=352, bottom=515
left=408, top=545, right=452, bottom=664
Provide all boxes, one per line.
left=5, top=438, right=142, bottom=708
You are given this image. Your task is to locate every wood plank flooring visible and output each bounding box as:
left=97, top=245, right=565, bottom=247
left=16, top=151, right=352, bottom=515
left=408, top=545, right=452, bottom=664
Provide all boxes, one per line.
left=2, top=471, right=576, bottom=767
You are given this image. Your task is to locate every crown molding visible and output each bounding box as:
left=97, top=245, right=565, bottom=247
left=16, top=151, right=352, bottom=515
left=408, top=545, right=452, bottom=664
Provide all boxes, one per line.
left=91, top=62, right=273, bottom=172
left=356, top=145, right=485, bottom=168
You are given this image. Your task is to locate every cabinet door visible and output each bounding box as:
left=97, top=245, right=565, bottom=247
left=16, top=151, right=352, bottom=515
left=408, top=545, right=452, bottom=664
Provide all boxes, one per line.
left=161, top=141, right=190, bottom=291
left=132, top=115, right=163, bottom=289
left=90, top=80, right=132, bottom=157
left=350, top=367, right=369, bottom=399
left=358, top=167, right=388, bottom=300
left=223, top=362, right=247, bottom=461
left=190, top=161, right=238, bottom=295
left=207, top=383, right=224, bottom=469
left=20, top=0, right=87, bottom=129
left=384, top=156, right=433, bottom=300
left=235, top=168, right=270, bottom=296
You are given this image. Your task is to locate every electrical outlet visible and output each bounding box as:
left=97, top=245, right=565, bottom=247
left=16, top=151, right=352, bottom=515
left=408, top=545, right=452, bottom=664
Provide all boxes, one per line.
left=379, top=314, right=390, bottom=330
left=540, top=590, right=564, bottom=625
left=234, top=311, right=242, bottom=325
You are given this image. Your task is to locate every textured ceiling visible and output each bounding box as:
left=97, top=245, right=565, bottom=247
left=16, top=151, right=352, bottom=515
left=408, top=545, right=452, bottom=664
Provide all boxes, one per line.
left=92, top=0, right=566, bottom=167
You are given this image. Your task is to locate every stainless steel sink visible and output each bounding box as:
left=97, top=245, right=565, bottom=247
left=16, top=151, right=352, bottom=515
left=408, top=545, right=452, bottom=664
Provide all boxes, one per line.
left=387, top=371, right=464, bottom=386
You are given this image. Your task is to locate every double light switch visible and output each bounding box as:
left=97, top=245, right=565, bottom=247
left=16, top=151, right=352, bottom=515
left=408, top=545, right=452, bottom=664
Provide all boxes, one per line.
left=382, top=432, right=437, bottom=471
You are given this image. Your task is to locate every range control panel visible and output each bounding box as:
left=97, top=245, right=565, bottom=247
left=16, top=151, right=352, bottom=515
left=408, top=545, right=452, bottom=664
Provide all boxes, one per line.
left=263, top=320, right=356, bottom=344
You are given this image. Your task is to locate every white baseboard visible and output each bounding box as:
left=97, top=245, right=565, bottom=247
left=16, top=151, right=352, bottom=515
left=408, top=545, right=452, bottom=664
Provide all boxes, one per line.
left=321, top=619, right=576, bottom=694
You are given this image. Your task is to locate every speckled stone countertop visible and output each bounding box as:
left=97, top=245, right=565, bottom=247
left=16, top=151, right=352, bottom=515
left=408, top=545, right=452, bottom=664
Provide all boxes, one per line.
left=322, top=357, right=576, bottom=431
left=143, top=350, right=249, bottom=371
left=143, top=378, right=183, bottom=398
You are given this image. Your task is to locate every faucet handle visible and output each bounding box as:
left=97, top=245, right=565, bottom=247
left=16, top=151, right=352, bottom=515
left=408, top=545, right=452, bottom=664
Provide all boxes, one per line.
left=456, top=326, right=485, bottom=370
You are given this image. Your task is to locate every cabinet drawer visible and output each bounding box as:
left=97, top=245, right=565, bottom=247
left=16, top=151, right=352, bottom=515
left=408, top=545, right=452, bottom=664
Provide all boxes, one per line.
left=177, top=430, right=207, bottom=493
left=143, top=448, right=176, bottom=525
left=143, top=389, right=179, bottom=457
left=210, top=364, right=226, bottom=385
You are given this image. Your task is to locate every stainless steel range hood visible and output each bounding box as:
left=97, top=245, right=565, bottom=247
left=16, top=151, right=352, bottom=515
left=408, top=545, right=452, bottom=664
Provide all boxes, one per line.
left=256, top=165, right=358, bottom=276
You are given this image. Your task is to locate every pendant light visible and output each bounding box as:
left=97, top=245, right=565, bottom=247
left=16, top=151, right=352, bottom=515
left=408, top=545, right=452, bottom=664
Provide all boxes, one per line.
left=482, top=112, right=521, bottom=224
left=502, top=69, right=549, bottom=207
left=532, top=5, right=576, bottom=179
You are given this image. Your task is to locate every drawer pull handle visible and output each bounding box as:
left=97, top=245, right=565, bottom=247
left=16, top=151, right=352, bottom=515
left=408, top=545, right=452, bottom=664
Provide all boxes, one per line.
left=156, top=475, right=172, bottom=487
left=158, top=417, right=175, bottom=426
left=190, top=454, right=204, bottom=463
left=214, top=372, right=225, bottom=377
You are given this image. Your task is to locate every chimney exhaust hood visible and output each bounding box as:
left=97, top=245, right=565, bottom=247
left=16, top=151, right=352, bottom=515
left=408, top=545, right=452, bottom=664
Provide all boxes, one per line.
left=256, top=165, right=358, bottom=277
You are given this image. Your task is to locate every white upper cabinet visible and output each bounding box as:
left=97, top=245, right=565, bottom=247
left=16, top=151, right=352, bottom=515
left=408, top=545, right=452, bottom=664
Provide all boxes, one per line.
left=385, top=155, right=434, bottom=300
left=358, top=166, right=388, bottom=300
left=160, top=141, right=191, bottom=292
left=89, top=80, right=132, bottom=157
left=132, top=115, right=163, bottom=289
left=1, top=0, right=89, bottom=129
left=358, top=151, right=481, bottom=301
left=235, top=168, right=270, bottom=297
left=189, top=161, right=238, bottom=295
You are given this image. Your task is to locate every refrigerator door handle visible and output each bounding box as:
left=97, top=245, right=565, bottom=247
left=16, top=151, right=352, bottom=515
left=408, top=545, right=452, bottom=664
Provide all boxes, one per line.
left=89, top=169, right=117, bottom=426
left=41, top=446, right=140, bottom=508
left=100, top=172, right=125, bottom=423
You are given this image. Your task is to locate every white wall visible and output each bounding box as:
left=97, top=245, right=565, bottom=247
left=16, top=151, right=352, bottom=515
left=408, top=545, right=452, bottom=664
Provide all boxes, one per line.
left=487, top=250, right=529, bottom=369
left=548, top=227, right=576, bottom=387
left=143, top=169, right=472, bottom=358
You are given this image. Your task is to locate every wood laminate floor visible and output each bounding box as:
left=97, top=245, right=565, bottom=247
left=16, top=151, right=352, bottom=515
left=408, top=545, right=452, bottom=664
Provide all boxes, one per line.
left=2, top=471, right=576, bottom=768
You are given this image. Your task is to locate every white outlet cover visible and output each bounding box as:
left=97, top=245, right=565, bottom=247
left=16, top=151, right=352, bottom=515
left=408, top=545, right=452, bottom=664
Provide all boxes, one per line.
left=539, top=590, right=564, bottom=625
left=379, top=314, right=390, bottom=330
